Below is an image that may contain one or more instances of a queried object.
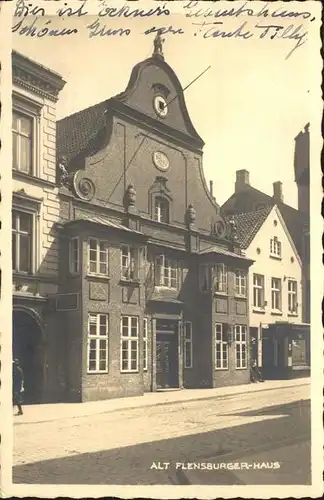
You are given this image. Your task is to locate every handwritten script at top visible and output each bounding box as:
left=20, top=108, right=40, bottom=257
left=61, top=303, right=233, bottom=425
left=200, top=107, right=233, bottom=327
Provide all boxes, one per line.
left=12, top=0, right=316, bottom=59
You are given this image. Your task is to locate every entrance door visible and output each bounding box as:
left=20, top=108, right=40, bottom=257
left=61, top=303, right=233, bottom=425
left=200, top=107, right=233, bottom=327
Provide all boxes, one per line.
left=156, top=319, right=179, bottom=389
left=156, top=340, right=172, bottom=388
left=13, top=309, right=44, bottom=404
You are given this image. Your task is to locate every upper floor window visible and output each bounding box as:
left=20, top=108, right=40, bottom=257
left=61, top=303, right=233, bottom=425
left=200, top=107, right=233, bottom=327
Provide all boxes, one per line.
left=87, top=313, right=109, bottom=373
left=253, top=273, right=265, bottom=308
left=235, top=270, right=247, bottom=297
left=155, top=255, right=177, bottom=288
left=12, top=111, right=33, bottom=174
left=154, top=197, right=169, bottom=223
left=184, top=321, right=193, bottom=369
left=12, top=210, right=33, bottom=273
left=199, top=264, right=211, bottom=292
left=214, top=264, right=228, bottom=294
left=88, top=238, right=109, bottom=275
left=270, top=236, right=282, bottom=258
left=271, top=277, right=282, bottom=310
left=121, top=245, right=139, bottom=280
left=69, top=237, right=80, bottom=274
left=288, top=279, right=298, bottom=313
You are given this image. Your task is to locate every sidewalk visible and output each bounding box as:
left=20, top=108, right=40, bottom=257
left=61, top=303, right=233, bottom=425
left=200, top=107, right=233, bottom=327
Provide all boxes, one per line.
left=14, top=378, right=310, bottom=425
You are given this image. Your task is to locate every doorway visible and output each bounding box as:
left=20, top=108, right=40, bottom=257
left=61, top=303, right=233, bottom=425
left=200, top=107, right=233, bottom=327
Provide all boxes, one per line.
left=13, top=309, right=44, bottom=404
left=156, top=319, right=179, bottom=389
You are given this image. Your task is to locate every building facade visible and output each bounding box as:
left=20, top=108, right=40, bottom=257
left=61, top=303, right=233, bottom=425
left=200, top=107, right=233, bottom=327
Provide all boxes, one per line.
left=223, top=181, right=310, bottom=379
left=222, top=168, right=310, bottom=324
left=52, top=42, right=254, bottom=402
left=12, top=51, right=66, bottom=403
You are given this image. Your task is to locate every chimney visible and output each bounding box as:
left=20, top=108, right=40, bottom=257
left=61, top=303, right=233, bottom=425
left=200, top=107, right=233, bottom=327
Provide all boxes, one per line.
left=209, top=180, right=213, bottom=197
left=235, top=169, right=250, bottom=193
left=273, top=181, right=284, bottom=203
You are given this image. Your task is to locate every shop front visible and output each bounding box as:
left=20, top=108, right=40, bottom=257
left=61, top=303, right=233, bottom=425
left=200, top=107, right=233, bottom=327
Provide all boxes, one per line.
left=262, top=321, right=310, bottom=379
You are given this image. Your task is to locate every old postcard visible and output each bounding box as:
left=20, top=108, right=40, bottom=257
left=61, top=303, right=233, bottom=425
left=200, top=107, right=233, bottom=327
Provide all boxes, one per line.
left=0, top=0, right=323, bottom=498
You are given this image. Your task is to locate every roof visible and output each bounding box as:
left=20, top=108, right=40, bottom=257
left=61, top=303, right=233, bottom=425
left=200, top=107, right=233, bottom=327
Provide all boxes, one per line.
left=225, top=206, right=273, bottom=249
left=57, top=54, right=205, bottom=164
left=61, top=215, right=144, bottom=236
left=57, top=100, right=108, bottom=163
left=198, top=245, right=252, bottom=261
left=221, top=185, right=308, bottom=255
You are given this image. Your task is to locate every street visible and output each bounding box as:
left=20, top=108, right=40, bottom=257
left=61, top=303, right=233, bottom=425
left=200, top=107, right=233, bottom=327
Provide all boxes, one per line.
left=13, top=381, right=310, bottom=485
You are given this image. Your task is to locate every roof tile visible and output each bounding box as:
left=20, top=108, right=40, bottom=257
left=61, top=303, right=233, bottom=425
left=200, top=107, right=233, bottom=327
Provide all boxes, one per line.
left=225, top=206, right=272, bottom=249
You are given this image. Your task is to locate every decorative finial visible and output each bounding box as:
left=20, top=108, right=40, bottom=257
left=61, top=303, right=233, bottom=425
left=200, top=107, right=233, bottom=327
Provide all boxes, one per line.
left=58, top=156, right=69, bottom=186
left=187, top=203, right=196, bottom=227
left=125, top=183, right=136, bottom=213
left=153, top=31, right=165, bottom=59
left=228, top=217, right=238, bottom=241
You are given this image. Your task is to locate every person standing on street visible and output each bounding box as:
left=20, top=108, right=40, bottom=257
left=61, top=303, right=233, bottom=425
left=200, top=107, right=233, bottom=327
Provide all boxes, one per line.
left=13, top=358, right=24, bottom=416
left=250, top=358, right=264, bottom=383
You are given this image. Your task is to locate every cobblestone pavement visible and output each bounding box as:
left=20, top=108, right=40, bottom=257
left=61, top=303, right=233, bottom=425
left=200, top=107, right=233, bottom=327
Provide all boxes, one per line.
left=13, top=383, right=310, bottom=485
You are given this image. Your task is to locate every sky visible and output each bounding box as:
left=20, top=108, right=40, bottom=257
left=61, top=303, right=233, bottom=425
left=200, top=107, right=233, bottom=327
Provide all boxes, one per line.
left=12, top=0, right=321, bottom=208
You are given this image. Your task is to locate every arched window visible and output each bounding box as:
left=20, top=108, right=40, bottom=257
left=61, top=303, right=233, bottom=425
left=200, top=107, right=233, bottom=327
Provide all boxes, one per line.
left=154, top=196, right=169, bottom=223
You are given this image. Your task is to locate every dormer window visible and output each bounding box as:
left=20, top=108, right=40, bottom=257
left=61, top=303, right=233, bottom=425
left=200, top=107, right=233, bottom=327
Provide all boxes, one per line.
left=154, top=197, right=169, bottom=223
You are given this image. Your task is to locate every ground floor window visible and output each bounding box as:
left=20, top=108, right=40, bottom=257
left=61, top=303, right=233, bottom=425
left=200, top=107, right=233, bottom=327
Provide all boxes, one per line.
left=121, top=316, right=139, bottom=372
left=184, top=321, right=193, bottom=368
left=87, top=313, right=109, bottom=373
left=235, top=324, right=247, bottom=369
left=215, top=323, right=228, bottom=369
left=292, top=339, right=307, bottom=365
left=143, top=318, right=148, bottom=371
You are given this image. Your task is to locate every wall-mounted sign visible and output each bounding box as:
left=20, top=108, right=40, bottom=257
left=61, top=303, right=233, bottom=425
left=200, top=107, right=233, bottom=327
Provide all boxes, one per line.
left=153, top=151, right=170, bottom=172
left=56, top=293, right=79, bottom=311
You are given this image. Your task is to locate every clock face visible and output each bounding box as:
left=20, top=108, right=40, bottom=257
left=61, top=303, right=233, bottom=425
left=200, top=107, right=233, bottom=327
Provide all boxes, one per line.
left=154, top=95, right=168, bottom=117
left=153, top=151, right=170, bottom=172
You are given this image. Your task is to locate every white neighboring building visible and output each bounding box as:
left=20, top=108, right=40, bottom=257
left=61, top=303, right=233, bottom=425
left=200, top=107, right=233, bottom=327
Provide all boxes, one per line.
left=228, top=204, right=310, bottom=379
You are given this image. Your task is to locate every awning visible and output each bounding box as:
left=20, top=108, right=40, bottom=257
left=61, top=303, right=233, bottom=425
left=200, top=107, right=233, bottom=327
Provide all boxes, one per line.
left=60, top=215, right=145, bottom=236
left=199, top=245, right=253, bottom=262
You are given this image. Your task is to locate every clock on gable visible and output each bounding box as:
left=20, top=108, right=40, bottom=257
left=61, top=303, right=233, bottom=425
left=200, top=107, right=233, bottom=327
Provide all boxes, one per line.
left=153, top=95, right=168, bottom=117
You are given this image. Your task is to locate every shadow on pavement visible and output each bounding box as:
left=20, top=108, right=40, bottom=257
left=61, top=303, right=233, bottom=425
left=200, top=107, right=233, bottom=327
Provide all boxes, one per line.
left=13, top=400, right=311, bottom=485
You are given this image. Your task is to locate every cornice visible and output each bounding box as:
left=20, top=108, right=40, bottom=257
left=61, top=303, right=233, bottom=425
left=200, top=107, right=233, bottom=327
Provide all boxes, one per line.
left=12, top=50, right=66, bottom=103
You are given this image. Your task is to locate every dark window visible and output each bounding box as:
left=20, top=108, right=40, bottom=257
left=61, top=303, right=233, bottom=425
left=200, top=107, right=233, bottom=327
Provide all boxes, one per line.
left=154, top=197, right=169, bottom=223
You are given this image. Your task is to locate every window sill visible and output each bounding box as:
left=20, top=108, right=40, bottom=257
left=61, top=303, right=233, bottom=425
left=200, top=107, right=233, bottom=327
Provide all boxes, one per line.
left=269, top=254, right=282, bottom=261
left=86, top=273, right=110, bottom=281
left=215, top=367, right=229, bottom=371
left=271, top=310, right=283, bottom=316
left=235, top=366, right=248, bottom=370
left=120, top=370, right=139, bottom=374
left=87, top=371, right=109, bottom=375
left=253, top=307, right=266, bottom=314
left=155, top=285, right=178, bottom=291
left=214, top=291, right=228, bottom=297
left=288, top=312, right=298, bottom=317
left=13, top=169, right=56, bottom=188
left=235, top=295, right=247, bottom=299
left=184, top=366, right=193, bottom=369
